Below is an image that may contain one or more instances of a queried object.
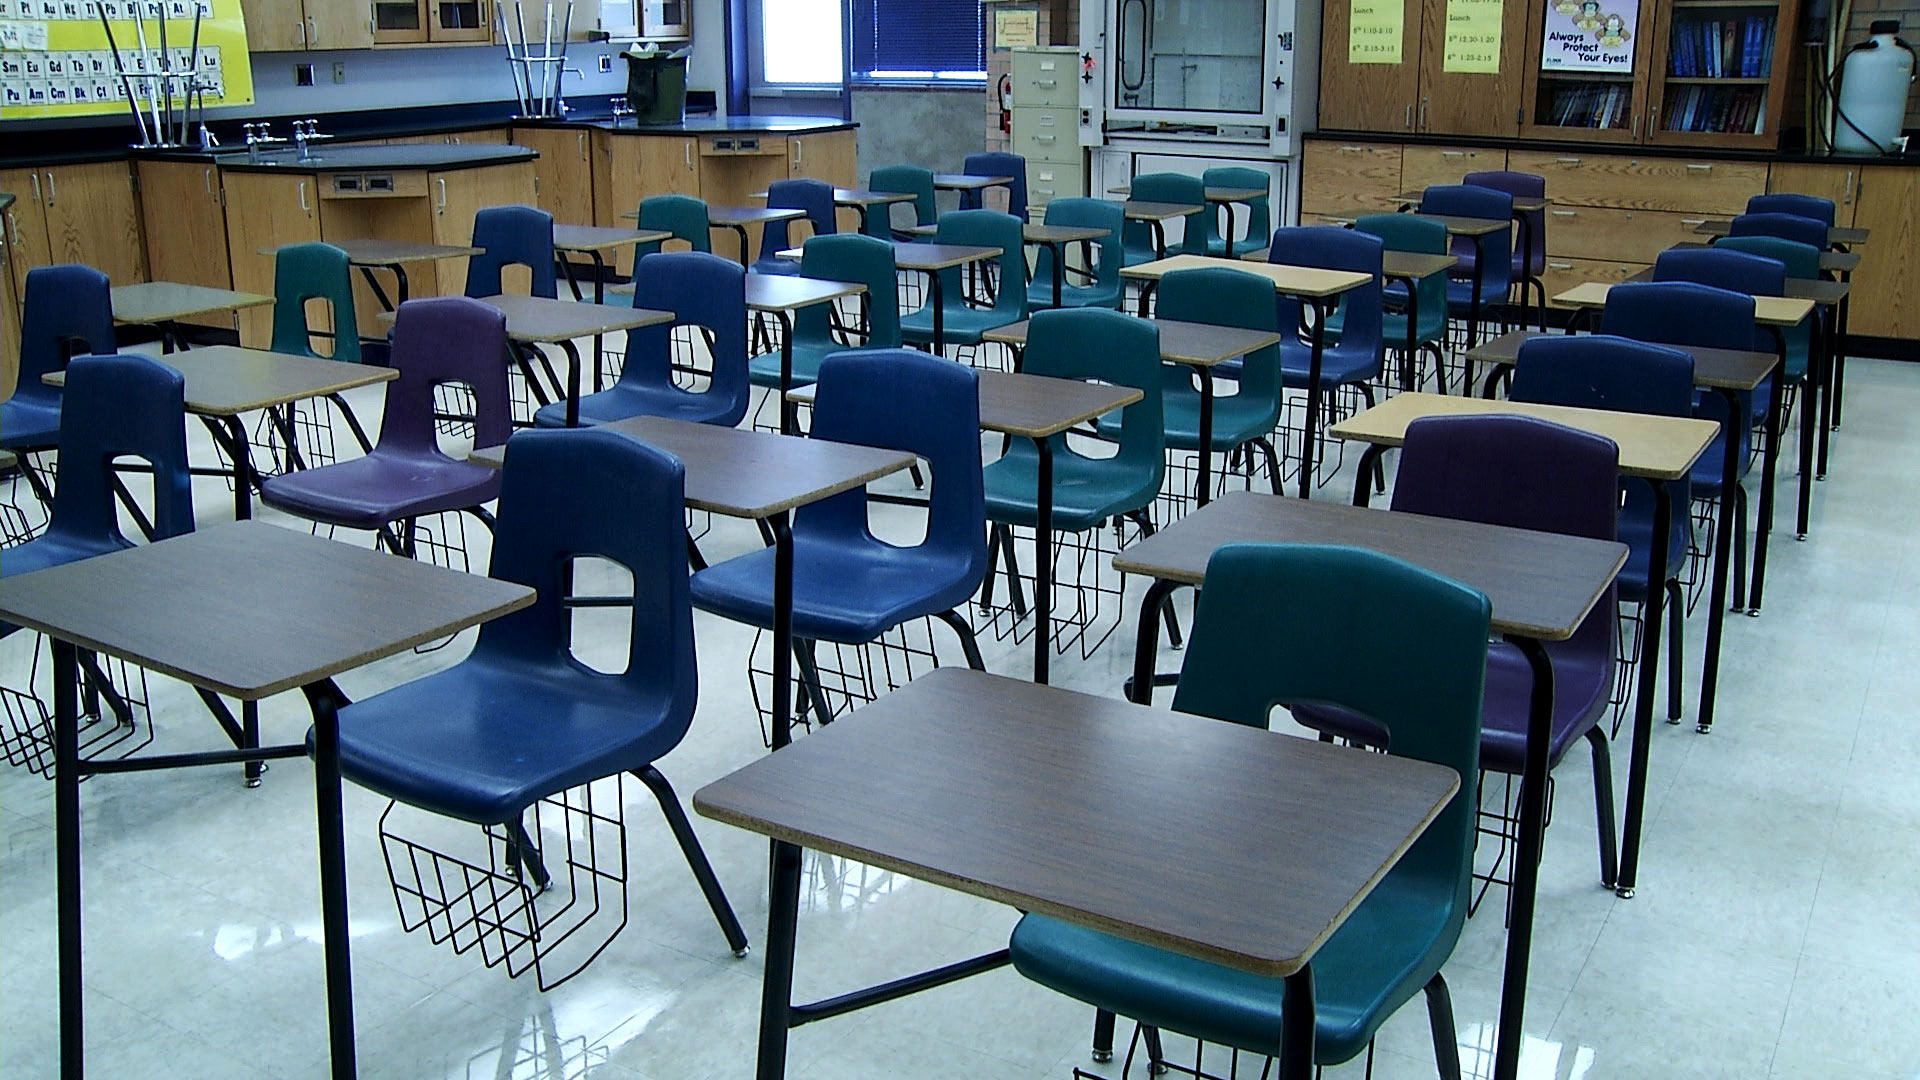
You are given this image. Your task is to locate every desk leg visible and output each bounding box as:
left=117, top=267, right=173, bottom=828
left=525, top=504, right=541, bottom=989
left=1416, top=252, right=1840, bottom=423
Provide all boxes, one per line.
left=1136, top=280, right=1157, bottom=318
left=1277, top=967, right=1315, bottom=1080
left=770, top=512, right=797, bottom=748
left=211, top=416, right=256, bottom=521
left=1352, top=445, right=1386, bottom=508
left=1493, top=634, right=1557, bottom=1080
left=1466, top=237, right=1486, bottom=353
left=1818, top=301, right=1838, bottom=476
left=1050, top=240, right=1064, bottom=309
left=1696, top=385, right=1747, bottom=736
left=930, top=270, right=946, bottom=357
left=1127, top=579, right=1178, bottom=705
left=1400, top=273, right=1419, bottom=392
left=728, top=224, right=753, bottom=268
left=590, top=251, right=611, bottom=392
left=560, top=340, right=583, bottom=428
left=1221, top=204, right=1237, bottom=257
left=357, top=265, right=399, bottom=313
left=1615, top=482, right=1672, bottom=898
left=1196, top=365, right=1214, bottom=506
left=301, top=680, right=360, bottom=1080
left=1032, top=436, right=1054, bottom=685
left=1796, top=315, right=1822, bottom=539
left=1151, top=222, right=1167, bottom=262
left=1297, top=297, right=1328, bottom=500
left=56, top=638, right=84, bottom=1079
left=1831, top=279, right=1849, bottom=431
left=1748, top=329, right=1787, bottom=615
left=778, top=311, right=798, bottom=435
left=755, top=838, right=804, bottom=1079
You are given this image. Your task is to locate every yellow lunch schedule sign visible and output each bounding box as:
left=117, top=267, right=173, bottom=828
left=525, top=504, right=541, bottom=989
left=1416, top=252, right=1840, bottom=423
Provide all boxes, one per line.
left=0, top=0, right=256, bottom=120
left=1442, top=0, right=1504, bottom=73
left=1348, top=0, right=1404, bottom=65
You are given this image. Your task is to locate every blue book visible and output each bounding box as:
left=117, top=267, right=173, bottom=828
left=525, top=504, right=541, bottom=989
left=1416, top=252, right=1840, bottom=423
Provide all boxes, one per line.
left=1743, top=18, right=1763, bottom=77
left=1676, top=22, right=1694, bottom=76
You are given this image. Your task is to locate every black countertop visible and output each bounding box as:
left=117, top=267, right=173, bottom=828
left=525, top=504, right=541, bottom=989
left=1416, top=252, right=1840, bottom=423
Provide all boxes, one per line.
left=204, top=142, right=537, bottom=173
left=523, top=113, right=854, bottom=135
left=1305, top=128, right=1920, bottom=168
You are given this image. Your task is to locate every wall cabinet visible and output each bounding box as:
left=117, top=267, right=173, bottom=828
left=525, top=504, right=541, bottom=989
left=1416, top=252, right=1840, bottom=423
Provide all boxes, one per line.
left=136, top=160, right=234, bottom=329
left=222, top=170, right=322, bottom=346
left=1847, top=168, right=1917, bottom=340
left=515, top=126, right=597, bottom=230
left=1, top=161, right=146, bottom=298
left=1765, top=161, right=1858, bottom=223
left=1318, top=0, right=1527, bottom=137
left=244, top=0, right=374, bottom=52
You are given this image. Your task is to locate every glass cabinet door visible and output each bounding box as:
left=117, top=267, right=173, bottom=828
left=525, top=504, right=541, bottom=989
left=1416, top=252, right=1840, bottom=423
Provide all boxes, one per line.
left=372, top=0, right=428, bottom=43
left=1113, top=0, right=1267, bottom=113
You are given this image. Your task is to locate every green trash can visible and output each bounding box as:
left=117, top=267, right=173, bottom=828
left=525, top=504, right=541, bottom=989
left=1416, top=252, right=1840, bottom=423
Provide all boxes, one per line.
left=624, top=48, right=690, bottom=124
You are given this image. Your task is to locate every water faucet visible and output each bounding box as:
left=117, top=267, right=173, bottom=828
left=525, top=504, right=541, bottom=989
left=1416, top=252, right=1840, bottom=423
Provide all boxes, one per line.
left=292, top=118, right=332, bottom=161
left=243, top=122, right=288, bottom=163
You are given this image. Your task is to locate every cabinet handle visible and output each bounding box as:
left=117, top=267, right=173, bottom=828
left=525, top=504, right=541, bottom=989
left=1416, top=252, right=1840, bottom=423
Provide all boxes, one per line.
left=204, top=167, right=213, bottom=195
left=1034, top=78, right=1057, bottom=88
left=298, top=180, right=310, bottom=212
left=1550, top=209, right=1576, bottom=217
left=1418, top=98, right=1428, bottom=131
left=30, top=172, right=41, bottom=202
left=1442, top=150, right=1465, bottom=157
left=307, top=16, right=317, bottom=43
left=683, top=142, right=692, bottom=167
left=577, top=131, right=586, bottom=159
left=1843, top=170, right=1854, bottom=202
left=794, top=139, right=803, bottom=167
left=1679, top=218, right=1707, bottom=225
left=1035, top=133, right=1057, bottom=141
left=296, top=19, right=305, bottom=44
left=1547, top=261, right=1573, bottom=270
left=436, top=178, right=448, bottom=212
left=1686, top=163, right=1713, bottom=172
left=1554, top=156, right=1582, bottom=164
left=1405, top=103, right=1413, bottom=130
left=43, top=171, right=55, bottom=204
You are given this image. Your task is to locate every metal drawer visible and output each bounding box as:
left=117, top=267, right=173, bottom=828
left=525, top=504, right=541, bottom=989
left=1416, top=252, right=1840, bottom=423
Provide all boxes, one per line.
left=1011, top=49, right=1078, bottom=108
left=1012, top=106, right=1080, bottom=165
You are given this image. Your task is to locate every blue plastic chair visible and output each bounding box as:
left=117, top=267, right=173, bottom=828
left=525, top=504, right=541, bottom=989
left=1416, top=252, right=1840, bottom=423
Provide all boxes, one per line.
left=1012, top=542, right=1486, bottom=1077
left=752, top=179, right=837, bottom=277
left=1729, top=210, right=1829, bottom=251
left=1420, top=185, right=1514, bottom=327
left=1464, top=170, right=1548, bottom=319
left=465, top=205, right=557, bottom=299
left=1654, top=244, right=1806, bottom=434
left=1122, top=173, right=1207, bottom=265
left=1512, top=331, right=1696, bottom=723
left=1025, top=198, right=1125, bottom=311
left=691, top=349, right=988, bottom=720
left=898, top=209, right=1029, bottom=350
left=958, top=151, right=1029, bottom=221
left=261, top=297, right=510, bottom=550
left=1354, top=213, right=1451, bottom=391
left=1202, top=166, right=1271, bottom=258
left=2, top=266, right=115, bottom=471
left=1748, top=193, right=1836, bottom=228
left=636, top=194, right=713, bottom=254
left=867, top=165, right=937, bottom=240
left=1270, top=228, right=1385, bottom=463
left=535, top=251, right=749, bottom=429
left=748, top=234, right=902, bottom=392
left=326, top=425, right=748, bottom=978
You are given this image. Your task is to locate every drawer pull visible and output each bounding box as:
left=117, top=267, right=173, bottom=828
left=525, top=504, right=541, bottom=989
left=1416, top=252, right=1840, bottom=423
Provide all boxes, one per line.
left=1442, top=150, right=1466, bottom=157
left=1547, top=262, right=1573, bottom=270
left=1341, top=145, right=1366, bottom=152
left=1686, top=163, right=1713, bottom=171
left=1680, top=218, right=1707, bottom=226
left=1550, top=209, right=1576, bottom=217
left=1035, top=133, right=1057, bottom=141
left=1555, top=156, right=1582, bottom=164
left=1033, top=79, right=1058, bottom=88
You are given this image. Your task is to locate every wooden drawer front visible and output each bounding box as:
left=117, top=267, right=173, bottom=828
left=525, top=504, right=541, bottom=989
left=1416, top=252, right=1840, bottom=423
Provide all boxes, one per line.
left=1301, top=141, right=1402, bottom=214
left=1401, top=146, right=1506, bottom=193
left=1012, top=51, right=1078, bottom=107
left=1543, top=206, right=1717, bottom=264
left=1027, top=163, right=1084, bottom=209
left=1541, top=256, right=1648, bottom=307
left=1013, top=107, right=1080, bottom=164
left=1508, top=151, right=1766, bottom=214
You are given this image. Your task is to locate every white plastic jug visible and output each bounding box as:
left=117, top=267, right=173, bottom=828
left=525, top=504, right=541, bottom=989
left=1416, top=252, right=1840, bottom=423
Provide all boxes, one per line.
left=1832, top=20, right=1916, bottom=153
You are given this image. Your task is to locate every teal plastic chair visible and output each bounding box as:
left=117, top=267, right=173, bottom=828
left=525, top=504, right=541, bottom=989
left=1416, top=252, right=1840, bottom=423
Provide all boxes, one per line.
left=1711, top=232, right=1818, bottom=391
left=1354, top=213, right=1450, bottom=391
left=271, top=242, right=361, bottom=365
left=1203, top=166, right=1271, bottom=259
left=1025, top=198, right=1125, bottom=311
left=1010, top=542, right=1486, bottom=1078
left=748, top=234, right=901, bottom=391
left=636, top=194, right=712, bottom=254
left=1122, top=173, right=1207, bottom=265
left=899, top=209, right=1029, bottom=350
left=867, top=165, right=937, bottom=241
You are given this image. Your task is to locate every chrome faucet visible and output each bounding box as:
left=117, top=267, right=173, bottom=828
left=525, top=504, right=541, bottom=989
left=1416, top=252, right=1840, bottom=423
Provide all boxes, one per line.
left=243, top=122, right=288, bottom=163
left=292, top=119, right=332, bottom=161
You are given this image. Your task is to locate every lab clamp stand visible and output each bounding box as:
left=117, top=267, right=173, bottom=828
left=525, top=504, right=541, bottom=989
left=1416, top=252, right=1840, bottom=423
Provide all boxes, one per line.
left=97, top=1, right=215, bottom=149
left=498, top=1, right=583, bottom=120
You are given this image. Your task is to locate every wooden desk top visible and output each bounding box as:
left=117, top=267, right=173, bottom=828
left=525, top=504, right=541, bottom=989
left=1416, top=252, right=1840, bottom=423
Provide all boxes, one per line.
left=931, top=173, right=1014, bottom=190
left=553, top=224, right=673, bottom=253
left=1111, top=185, right=1267, bottom=204
left=111, top=282, right=274, bottom=325
left=745, top=275, right=865, bottom=312
left=983, top=317, right=1282, bottom=367
left=1114, top=490, right=1625, bottom=642
left=0, top=522, right=532, bottom=701
left=1124, top=254, right=1373, bottom=299
left=469, top=416, right=916, bottom=518
left=1396, top=191, right=1550, bottom=213
left=769, top=240, right=1002, bottom=270
left=708, top=206, right=806, bottom=228
left=476, top=294, right=672, bottom=342
left=1316, top=212, right=1509, bottom=239
left=1467, top=330, right=1776, bottom=392
left=1329, top=391, right=1717, bottom=481
left=1668, top=241, right=1860, bottom=273
left=1120, top=200, right=1206, bottom=221
left=291, top=239, right=480, bottom=265
left=43, top=345, right=397, bottom=417
left=1553, top=281, right=1816, bottom=326
left=1620, top=267, right=1850, bottom=306
left=790, top=369, right=1143, bottom=440
left=1694, top=220, right=1868, bottom=245
left=694, top=667, right=1460, bottom=977
left=909, top=223, right=1110, bottom=245
left=1237, top=249, right=1457, bottom=281
left=753, top=188, right=917, bottom=206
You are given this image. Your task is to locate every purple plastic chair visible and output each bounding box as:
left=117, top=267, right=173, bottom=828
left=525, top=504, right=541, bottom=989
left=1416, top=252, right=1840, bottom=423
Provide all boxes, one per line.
left=1464, top=170, right=1546, bottom=323
left=1293, top=414, right=1622, bottom=899
left=260, top=297, right=511, bottom=553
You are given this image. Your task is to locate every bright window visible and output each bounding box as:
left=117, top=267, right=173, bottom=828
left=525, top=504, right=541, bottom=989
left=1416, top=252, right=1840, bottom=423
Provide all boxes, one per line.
left=851, top=0, right=987, bottom=82
left=761, top=0, right=845, bottom=85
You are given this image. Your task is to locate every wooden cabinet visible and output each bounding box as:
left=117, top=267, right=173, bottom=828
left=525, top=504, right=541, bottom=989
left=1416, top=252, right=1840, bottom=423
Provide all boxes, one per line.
left=223, top=171, right=321, bottom=346
left=789, top=129, right=859, bottom=230
left=1300, top=141, right=1403, bottom=218
left=1319, top=0, right=1526, bottom=136
left=431, top=161, right=537, bottom=292
left=428, top=0, right=493, bottom=41
left=1847, top=167, right=1918, bottom=340
left=372, top=0, right=428, bottom=43
left=1415, top=0, right=1529, bottom=137
left=1318, top=0, right=1423, bottom=132
left=1, top=169, right=52, bottom=302
left=1, top=204, right=20, bottom=399
left=1400, top=145, right=1505, bottom=190
left=1505, top=149, right=1765, bottom=213
left=1643, top=0, right=1800, bottom=149
left=137, top=160, right=233, bottom=329
left=515, top=126, right=596, bottom=226
left=1, top=162, right=145, bottom=293
left=243, top=0, right=373, bottom=51
left=594, top=131, right=701, bottom=228
left=1766, top=161, right=1858, bottom=225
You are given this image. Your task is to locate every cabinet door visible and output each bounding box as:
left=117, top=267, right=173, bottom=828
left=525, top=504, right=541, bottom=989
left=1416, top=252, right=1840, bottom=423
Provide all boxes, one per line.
left=1417, top=0, right=1528, bottom=136
left=244, top=0, right=311, bottom=51
left=1299, top=141, right=1403, bottom=216
left=137, top=161, right=232, bottom=328
left=308, top=0, right=375, bottom=48
left=432, top=162, right=538, bottom=295
left=790, top=130, right=858, bottom=231
left=1766, top=162, right=1858, bottom=227
left=1847, top=168, right=1917, bottom=340
left=597, top=134, right=702, bottom=226
left=223, top=171, right=322, bottom=347
left=1401, top=145, right=1505, bottom=190
left=0, top=168, right=51, bottom=300
left=1319, top=0, right=1422, bottom=132
left=44, top=161, right=146, bottom=286
left=373, top=0, right=429, bottom=43
left=515, top=127, right=596, bottom=225
left=429, top=0, right=492, bottom=41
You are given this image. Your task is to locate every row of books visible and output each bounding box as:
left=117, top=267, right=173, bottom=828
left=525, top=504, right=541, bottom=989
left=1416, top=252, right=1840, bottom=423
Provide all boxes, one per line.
left=1541, top=83, right=1633, bottom=129
left=1662, top=85, right=1768, bottom=133
left=1670, top=15, right=1775, bottom=78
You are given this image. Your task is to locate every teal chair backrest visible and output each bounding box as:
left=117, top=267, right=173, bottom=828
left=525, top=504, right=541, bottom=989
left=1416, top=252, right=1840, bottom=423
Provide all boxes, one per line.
left=1203, top=166, right=1271, bottom=248
left=868, top=165, right=938, bottom=238
left=797, top=233, right=901, bottom=350
left=1156, top=267, right=1282, bottom=427
left=1355, top=211, right=1449, bottom=323
left=271, top=242, right=361, bottom=364
left=1024, top=307, right=1164, bottom=491
left=638, top=194, right=712, bottom=253
left=1712, top=234, right=1821, bottom=280
left=1170, top=541, right=1489, bottom=920
left=1037, top=197, right=1124, bottom=303
left=932, top=209, right=1028, bottom=321
left=1124, top=173, right=1207, bottom=256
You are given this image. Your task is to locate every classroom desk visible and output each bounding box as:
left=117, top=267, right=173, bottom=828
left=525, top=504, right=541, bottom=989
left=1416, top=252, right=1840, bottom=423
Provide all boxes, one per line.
left=1317, top=212, right=1512, bottom=348
left=1117, top=200, right=1207, bottom=262
left=1244, top=249, right=1459, bottom=390
left=791, top=369, right=1141, bottom=686
left=1467, top=329, right=1777, bottom=735
left=909, top=221, right=1111, bottom=309
left=110, top=282, right=274, bottom=352
left=1667, top=239, right=1859, bottom=274
left=753, top=187, right=917, bottom=235
left=1110, top=184, right=1266, bottom=250
left=1329, top=392, right=1714, bottom=909
left=1693, top=220, right=1869, bottom=246
left=745, top=275, right=867, bottom=433
left=931, top=173, right=1014, bottom=193
left=617, top=206, right=806, bottom=265
left=693, top=666, right=1462, bottom=1080
left=983, top=316, right=1284, bottom=504
left=1122, top=255, right=1374, bottom=499
left=1110, top=489, right=1624, bottom=1080
left=307, top=239, right=480, bottom=313
left=769, top=238, right=1003, bottom=356
left=1397, top=191, right=1551, bottom=214
left=48, top=345, right=394, bottom=523
left=1395, top=192, right=1551, bottom=327
left=0, top=521, right=534, bottom=1080
left=551, top=225, right=674, bottom=388
left=473, top=416, right=914, bottom=748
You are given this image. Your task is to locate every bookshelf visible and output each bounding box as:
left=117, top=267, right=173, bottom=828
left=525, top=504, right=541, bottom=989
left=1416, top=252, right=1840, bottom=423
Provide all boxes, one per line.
left=1646, top=0, right=1800, bottom=146
left=1519, top=0, right=1658, bottom=143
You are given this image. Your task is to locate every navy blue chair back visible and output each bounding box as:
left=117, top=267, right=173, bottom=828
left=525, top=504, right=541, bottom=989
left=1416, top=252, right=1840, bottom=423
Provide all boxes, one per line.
left=1464, top=169, right=1547, bottom=277
left=1746, top=194, right=1836, bottom=228
left=1269, top=225, right=1385, bottom=361
left=465, top=205, right=557, bottom=299
left=1420, top=184, right=1514, bottom=295
left=959, top=151, right=1028, bottom=221
left=1728, top=211, right=1828, bottom=251
left=49, top=353, right=195, bottom=548
left=620, top=251, right=751, bottom=427
left=1652, top=248, right=1782, bottom=353
left=759, top=178, right=838, bottom=269
left=12, top=264, right=114, bottom=418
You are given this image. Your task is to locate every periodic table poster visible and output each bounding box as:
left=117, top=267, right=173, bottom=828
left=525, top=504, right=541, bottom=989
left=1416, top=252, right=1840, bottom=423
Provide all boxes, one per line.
left=0, top=0, right=255, bottom=120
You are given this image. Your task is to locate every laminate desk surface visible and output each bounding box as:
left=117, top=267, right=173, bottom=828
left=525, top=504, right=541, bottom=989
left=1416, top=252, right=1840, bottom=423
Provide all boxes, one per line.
left=1123, top=254, right=1373, bottom=298
left=1665, top=240, right=1861, bottom=273
left=907, top=223, right=1110, bottom=245
left=111, top=282, right=274, bottom=325
left=1619, top=267, right=1850, bottom=306
left=1315, top=212, right=1510, bottom=238
left=1553, top=282, right=1816, bottom=327
left=552, top=225, right=673, bottom=253
left=1467, top=331, right=1775, bottom=391
left=1111, top=185, right=1266, bottom=204
left=1113, top=490, right=1627, bottom=642
left=1119, top=200, right=1206, bottom=221
left=289, top=239, right=480, bottom=264
left=753, top=188, right=917, bottom=206
left=693, top=666, right=1461, bottom=976
left=42, top=345, right=397, bottom=416
left=1329, top=391, right=1718, bottom=481
left=983, top=317, right=1282, bottom=367
left=1241, top=249, right=1458, bottom=280
left=381, top=294, right=673, bottom=342
left=469, top=415, right=916, bottom=518
left=0, top=522, right=533, bottom=700
left=931, top=173, right=1014, bottom=190
left=708, top=206, right=806, bottom=228
left=789, top=369, right=1142, bottom=440
left=744, top=275, right=865, bottom=313
left=1396, top=191, right=1551, bottom=213
left=768, top=241, right=1003, bottom=270
left=1694, top=220, right=1868, bottom=245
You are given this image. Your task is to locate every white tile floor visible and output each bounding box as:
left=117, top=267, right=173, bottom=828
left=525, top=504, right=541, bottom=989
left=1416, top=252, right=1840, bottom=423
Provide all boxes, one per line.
left=2, top=345, right=1916, bottom=1080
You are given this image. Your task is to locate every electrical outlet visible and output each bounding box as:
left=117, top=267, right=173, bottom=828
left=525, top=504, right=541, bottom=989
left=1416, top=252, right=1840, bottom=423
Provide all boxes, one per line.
left=598, top=55, right=613, bottom=73
left=295, top=62, right=314, bottom=87
left=332, top=61, right=346, bottom=84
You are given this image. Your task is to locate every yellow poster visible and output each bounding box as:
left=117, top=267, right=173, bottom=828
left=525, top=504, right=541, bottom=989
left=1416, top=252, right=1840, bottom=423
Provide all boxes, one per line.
left=1442, top=0, right=1504, bottom=72
left=1, top=0, right=255, bottom=121
left=993, top=9, right=1038, bottom=50
left=1348, top=0, right=1404, bottom=65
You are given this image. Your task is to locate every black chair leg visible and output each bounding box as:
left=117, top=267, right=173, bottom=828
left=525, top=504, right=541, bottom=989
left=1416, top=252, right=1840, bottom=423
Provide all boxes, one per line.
left=1423, top=972, right=1463, bottom=1080
left=505, top=817, right=552, bottom=891
left=633, top=764, right=751, bottom=956
left=1585, top=725, right=1620, bottom=888
left=1256, top=438, right=1282, bottom=495
left=1731, top=484, right=1749, bottom=611
left=792, top=638, right=836, bottom=725
left=1092, top=1009, right=1116, bottom=1063
left=1142, top=1024, right=1168, bottom=1075
left=1666, top=578, right=1685, bottom=723
left=933, top=609, right=987, bottom=670
left=909, top=462, right=926, bottom=489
